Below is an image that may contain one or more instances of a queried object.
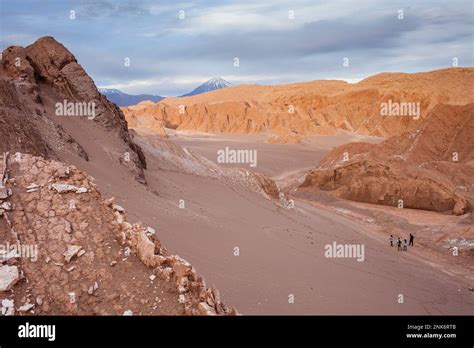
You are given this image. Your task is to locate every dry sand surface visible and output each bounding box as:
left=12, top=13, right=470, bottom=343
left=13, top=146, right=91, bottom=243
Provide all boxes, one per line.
left=58, top=127, right=472, bottom=315
left=167, top=130, right=383, bottom=177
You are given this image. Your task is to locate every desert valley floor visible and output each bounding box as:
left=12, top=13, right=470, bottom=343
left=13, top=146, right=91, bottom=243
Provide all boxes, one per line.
left=77, top=128, right=473, bottom=315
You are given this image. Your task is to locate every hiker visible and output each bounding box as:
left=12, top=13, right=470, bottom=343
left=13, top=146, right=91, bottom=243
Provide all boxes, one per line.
left=389, top=235, right=394, bottom=247
left=397, top=238, right=402, bottom=251
left=403, top=239, right=408, bottom=251
left=409, top=233, right=414, bottom=246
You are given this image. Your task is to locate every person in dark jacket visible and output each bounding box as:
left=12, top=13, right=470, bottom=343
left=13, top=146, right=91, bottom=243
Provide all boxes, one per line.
left=409, top=233, right=414, bottom=246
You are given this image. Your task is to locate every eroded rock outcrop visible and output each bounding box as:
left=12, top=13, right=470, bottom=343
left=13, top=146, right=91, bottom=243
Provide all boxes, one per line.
left=298, top=104, right=474, bottom=215
left=0, top=36, right=146, bottom=183
left=122, top=101, right=168, bottom=137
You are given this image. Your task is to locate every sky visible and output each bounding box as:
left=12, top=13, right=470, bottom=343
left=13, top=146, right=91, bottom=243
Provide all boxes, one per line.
left=1, top=0, right=473, bottom=96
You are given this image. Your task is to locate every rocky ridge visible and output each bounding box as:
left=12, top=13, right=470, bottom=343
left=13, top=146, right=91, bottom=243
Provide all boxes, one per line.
left=121, top=68, right=474, bottom=142
left=297, top=103, right=474, bottom=215
left=0, top=36, right=147, bottom=183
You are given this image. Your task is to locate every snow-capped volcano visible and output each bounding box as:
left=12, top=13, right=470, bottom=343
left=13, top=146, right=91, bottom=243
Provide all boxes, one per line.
left=180, top=77, right=232, bottom=97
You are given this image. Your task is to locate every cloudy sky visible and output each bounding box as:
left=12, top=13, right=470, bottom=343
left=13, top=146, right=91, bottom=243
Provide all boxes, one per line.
left=1, top=0, right=472, bottom=96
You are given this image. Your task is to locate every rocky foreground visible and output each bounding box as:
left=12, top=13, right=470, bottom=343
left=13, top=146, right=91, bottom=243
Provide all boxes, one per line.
left=0, top=152, right=236, bottom=315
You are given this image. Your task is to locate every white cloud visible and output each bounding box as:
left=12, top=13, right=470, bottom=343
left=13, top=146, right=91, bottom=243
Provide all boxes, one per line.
left=167, top=0, right=393, bottom=35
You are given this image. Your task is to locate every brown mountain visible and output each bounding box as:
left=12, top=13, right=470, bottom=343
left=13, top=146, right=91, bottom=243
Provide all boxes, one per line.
left=0, top=36, right=146, bottom=183
left=297, top=103, right=474, bottom=215
left=121, top=68, right=474, bottom=142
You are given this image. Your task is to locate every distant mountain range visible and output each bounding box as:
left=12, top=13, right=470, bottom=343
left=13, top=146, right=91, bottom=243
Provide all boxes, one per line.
left=99, top=88, right=164, bottom=107
left=180, top=77, right=232, bottom=97
left=100, top=77, right=232, bottom=106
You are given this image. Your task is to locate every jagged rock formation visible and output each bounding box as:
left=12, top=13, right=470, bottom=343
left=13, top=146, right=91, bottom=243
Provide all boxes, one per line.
left=298, top=104, right=474, bottom=215
left=0, top=152, right=236, bottom=315
left=0, top=78, right=56, bottom=159
left=0, top=37, right=146, bottom=183
left=121, top=68, right=474, bottom=142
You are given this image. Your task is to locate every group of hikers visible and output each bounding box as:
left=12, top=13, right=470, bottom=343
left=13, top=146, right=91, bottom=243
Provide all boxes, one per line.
left=389, top=233, right=414, bottom=251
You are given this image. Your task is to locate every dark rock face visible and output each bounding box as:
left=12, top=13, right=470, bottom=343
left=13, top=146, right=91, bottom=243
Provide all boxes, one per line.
left=0, top=79, right=52, bottom=158
left=0, top=36, right=146, bottom=182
